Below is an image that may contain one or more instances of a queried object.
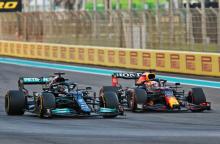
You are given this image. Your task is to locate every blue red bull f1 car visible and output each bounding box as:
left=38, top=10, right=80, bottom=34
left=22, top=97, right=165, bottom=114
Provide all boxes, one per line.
left=99, top=72, right=211, bottom=112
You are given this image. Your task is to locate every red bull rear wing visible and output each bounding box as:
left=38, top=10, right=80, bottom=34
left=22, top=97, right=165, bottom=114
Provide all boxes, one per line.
left=112, top=72, right=143, bottom=79
left=112, top=72, right=143, bottom=86
left=112, top=72, right=156, bottom=86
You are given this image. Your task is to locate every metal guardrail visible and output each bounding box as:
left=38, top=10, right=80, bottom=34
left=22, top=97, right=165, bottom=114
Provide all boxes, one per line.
left=0, top=9, right=219, bottom=52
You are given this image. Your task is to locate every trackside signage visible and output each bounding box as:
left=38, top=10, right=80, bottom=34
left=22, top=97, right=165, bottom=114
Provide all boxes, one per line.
left=0, top=40, right=220, bottom=77
left=0, top=0, right=22, bottom=12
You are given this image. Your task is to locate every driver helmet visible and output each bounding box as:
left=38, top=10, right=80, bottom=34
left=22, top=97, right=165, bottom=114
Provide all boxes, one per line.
left=151, top=81, right=159, bottom=87
left=57, top=84, right=69, bottom=93
left=145, top=81, right=159, bottom=88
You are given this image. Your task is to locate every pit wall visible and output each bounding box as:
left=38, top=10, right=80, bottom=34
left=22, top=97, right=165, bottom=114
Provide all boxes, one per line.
left=0, top=40, right=219, bottom=77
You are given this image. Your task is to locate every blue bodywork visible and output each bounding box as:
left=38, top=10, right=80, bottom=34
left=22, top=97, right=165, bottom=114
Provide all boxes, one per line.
left=71, top=91, right=91, bottom=113
left=50, top=91, right=119, bottom=117
left=25, top=90, right=120, bottom=117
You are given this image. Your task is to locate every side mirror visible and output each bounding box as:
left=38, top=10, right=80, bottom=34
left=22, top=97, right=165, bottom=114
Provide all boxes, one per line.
left=42, top=85, right=49, bottom=91
left=175, top=83, right=181, bottom=86
left=86, top=87, right=92, bottom=90
left=43, top=88, right=49, bottom=91
left=69, top=83, right=77, bottom=90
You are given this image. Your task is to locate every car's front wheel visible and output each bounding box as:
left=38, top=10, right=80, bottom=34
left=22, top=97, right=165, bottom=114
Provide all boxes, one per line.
left=37, top=92, right=55, bottom=118
left=188, top=87, right=207, bottom=112
left=100, top=92, right=119, bottom=118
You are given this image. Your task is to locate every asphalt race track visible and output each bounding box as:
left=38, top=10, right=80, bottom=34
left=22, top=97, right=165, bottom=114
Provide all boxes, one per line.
left=0, top=63, right=220, bottom=144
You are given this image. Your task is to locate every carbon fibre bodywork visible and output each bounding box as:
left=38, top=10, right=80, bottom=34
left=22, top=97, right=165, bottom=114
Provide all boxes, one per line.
left=100, top=72, right=211, bottom=112
left=5, top=73, right=123, bottom=118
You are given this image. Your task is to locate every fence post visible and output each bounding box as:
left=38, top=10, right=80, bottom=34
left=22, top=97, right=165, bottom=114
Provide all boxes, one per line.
left=93, top=0, right=97, bottom=39
left=128, top=0, right=132, bottom=10
left=169, top=0, right=174, bottom=49
left=104, top=0, right=108, bottom=10
left=142, top=12, right=147, bottom=49
left=93, top=0, right=97, bottom=11
left=49, top=0, right=53, bottom=11
left=34, top=0, right=38, bottom=11
left=23, top=0, right=30, bottom=12
left=75, top=0, right=79, bottom=11
left=218, top=0, right=220, bottom=49
left=156, top=0, right=161, bottom=49
left=201, top=0, right=207, bottom=51
left=24, top=14, right=28, bottom=41
left=186, top=0, right=190, bottom=46
left=104, top=0, right=112, bottom=11
left=43, top=0, right=46, bottom=11
left=109, top=0, right=112, bottom=10
left=82, top=0, right=86, bottom=10
left=142, top=0, right=145, bottom=9
left=116, top=0, right=120, bottom=10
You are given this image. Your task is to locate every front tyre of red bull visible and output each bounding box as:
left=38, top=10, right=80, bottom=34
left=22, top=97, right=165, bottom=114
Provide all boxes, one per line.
left=128, top=88, right=148, bottom=112
left=187, top=87, right=210, bottom=112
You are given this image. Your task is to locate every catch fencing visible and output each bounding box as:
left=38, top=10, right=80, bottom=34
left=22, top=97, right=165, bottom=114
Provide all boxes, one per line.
left=0, top=9, right=219, bottom=52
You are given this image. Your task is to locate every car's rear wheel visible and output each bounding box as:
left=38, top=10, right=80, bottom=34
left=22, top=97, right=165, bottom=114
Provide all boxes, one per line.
left=5, top=90, right=26, bottom=115
left=38, top=93, right=55, bottom=118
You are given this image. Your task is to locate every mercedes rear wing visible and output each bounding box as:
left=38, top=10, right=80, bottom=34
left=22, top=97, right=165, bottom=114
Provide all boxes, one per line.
left=19, top=77, right=50, bottom=85
left=18, top=77, right=51, bottom=88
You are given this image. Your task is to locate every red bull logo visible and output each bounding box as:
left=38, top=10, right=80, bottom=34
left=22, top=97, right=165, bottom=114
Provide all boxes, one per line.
left=165, top=96, right=179, bottom=109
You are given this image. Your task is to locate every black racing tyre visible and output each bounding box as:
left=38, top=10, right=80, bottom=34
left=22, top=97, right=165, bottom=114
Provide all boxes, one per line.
left=188, top=88, right=207, bottom=112
left=99, top=86, right=122, bottom=103
left=134, top=88, right=148, bottom=104
left=103, top=92, right=119, bottom=109
left=129, top=90, right=137, bottom=112
left=101, top=86, right=119, bottom=93
left=130, top=88, right=148, bottom=112
left=101, top=92, right=119, bottom=118
left=100, top=86, right=120, bottom=97
left=188, top=87, right=206, bottom=105
left=38, top=93, right=55, bottom=118
left=5, top=90, right=26, bottom=115
left=126, top=90, right=133, bottom=108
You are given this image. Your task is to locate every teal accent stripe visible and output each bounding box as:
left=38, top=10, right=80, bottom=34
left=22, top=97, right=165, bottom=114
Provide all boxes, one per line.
left=99, top=108, right=117, bottom=113
left=0, top=57, right=115, bottom=76
left=0, top=57, right=219, bottom=89
left=52, top=108, right=74, bottom=114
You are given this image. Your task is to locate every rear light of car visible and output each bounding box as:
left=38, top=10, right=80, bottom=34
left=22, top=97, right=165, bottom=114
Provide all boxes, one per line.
left=112, top=76, right=118, bottom=86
